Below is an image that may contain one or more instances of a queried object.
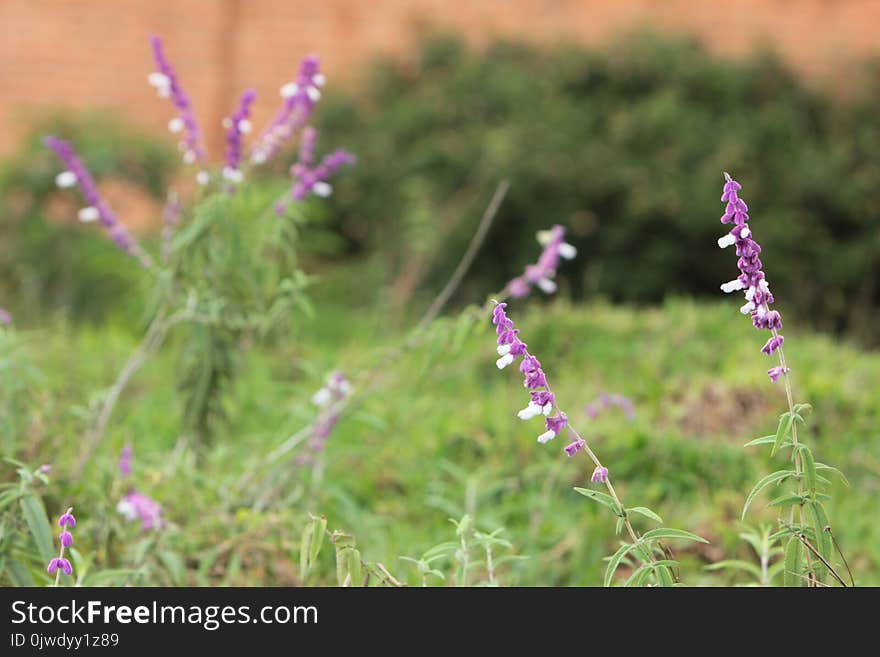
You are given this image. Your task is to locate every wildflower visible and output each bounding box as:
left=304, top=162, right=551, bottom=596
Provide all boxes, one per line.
left=251, top=56, right=324, bottom=165
left=118, top=445, right=133, bottom=478
left=565, top=438, right=586, bottom=457
left=39, top=464, right=51, bottom=474
left=48, top=507, right=76, bottom=578
left=222, top=89, right=257, bottom=186
left=0, top=308, right=10, bottom=325
left=298, top=371, right=353, bottom=465
left=505, top=225, right=576, bottom=299
left=717, top=173, right=787, bottom=381
left=44, top=136, right=151, bottom=268
left=117, top=491, right=163, bottom=531
left=767, top=366, right=789, bottom=383
left=149, top=35, right=207, bottom=178
left=585, top=392, right=636, bottom=421
left=591, top=466, right=609, bottom=483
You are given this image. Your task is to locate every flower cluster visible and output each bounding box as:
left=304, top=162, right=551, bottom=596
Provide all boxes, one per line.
left=251, top=56, right=324, bottom=166
left=47, top=507, right=76, bottom=577
left=492, top=303, right=585, bottom=454
left=115, top=446, right=163, bottom=531
left=44, top=136, right=151, bottom=268
left=222, top=89, right=256, bottom=185
left=506, top=225, right=577, bottom=298
left=149, top=35, right=207, bottom=181
left=300, top=372, right=353, bottom=464
left=718, top=173, right=788, bottom=382
left=585, top=392, right=636, bottom=422
left=276, top=128, right=355, bottom=214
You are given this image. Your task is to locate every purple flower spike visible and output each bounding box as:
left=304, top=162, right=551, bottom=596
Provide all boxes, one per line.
left=44, top=137, right=152, bottom=268
left=47, top=558, right=73, bottom=575
left=222, top=89, right=257, bottom=186
left=717, top=173, right=785, bottom=360
left=591, top=466, right=609, bottom=483
left=149, top=35, right=207, bottom=178
left=505, top=225, right=576, bottom=298
left=274, top=127, right=355, bottom=214
left=58, top=508, right=76, bottom=528
left=251, top=56, right=325, bottom=165
left=298, top=371, right=353, bottom=466
left=119, top=445, right=133, bottom=478
left=60, top=530, right=73, bottom=548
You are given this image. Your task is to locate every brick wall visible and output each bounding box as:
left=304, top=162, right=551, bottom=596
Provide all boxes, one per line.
left=2, top=0, right=878, bottom=157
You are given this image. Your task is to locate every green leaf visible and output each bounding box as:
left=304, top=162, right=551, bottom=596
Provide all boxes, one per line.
left=798, top=445, right=817, bottom=494
left=309, top=515, right=327, bottom=565
left=604, top=543, right=637, bottom=587
left=768, top=493, right=806, bottom=508
left=742, top=470, right=796, bottom=520
left=626, top=507, right=663, bottom=524
left=655, top=565, right=676, bottom=587
left=623, top=564, right=652, bottom=587
left=20, top=495, right=54, bottom=565
left=6, top=560, right=36, bottom=587
left=793, top=403, right=812, bottom=416
left=772, top=413, right=794, bottom=456
left=705, top=560, right=762, bottom=579
left=299, top=521, right=314, bottom=577
left=784, top=536, right=804, bottom=587
left=815, top=463, right=849, bottom=487
left=808, top=501, right=832, bottom=582
left=347, top=549, right=362, bottom=587
left=641, top=527, right=709, bottom=544
left=574, top=488, right=623, bottom=517
left=743, top=435, right=778, bottom=448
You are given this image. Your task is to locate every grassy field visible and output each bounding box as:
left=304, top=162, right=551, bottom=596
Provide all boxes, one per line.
left=3, top=278, right=878, bottom=586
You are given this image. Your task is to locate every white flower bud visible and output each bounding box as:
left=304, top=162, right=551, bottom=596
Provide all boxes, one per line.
left=496, top=344, right=512, bottom=356
left=496, top=354, right=515, bottom=370
left=536, top=229, right=553, bottom=246
left=517, top=403, right=543, bottom=420
left=196, top=170, right=210, bottom=186
left=740, top=226, right=751, bottom=239
left=720, top=279, right=745, bottom=293
left=559, top=243, right=577, bottom=259
left=306, top=86, right=321, bottom=103
left=280, top=82, right=299, bottom=98
left=537, top=430, right=556, bottom=444
left=238, top=119, right=252, bottom=134
left=312, top=73, right=326, bottom=87
left=542, top=402, right=553, bottom=416
left=717, top=233, right=736, bottom=249
left=537, top=278, right=557, bottom=294
left=312, top=181, right=332, bottom=197
left=740, top=301, right=755, bottom=315
left=168, top=117, right=184, bottom=133
left=148, top=72, right=170, bottom=88
left=55, top=171, right=77, bottom=188
left=311, top=387, right=332, bottom=407
left=77, top=206, right=100, bottom=223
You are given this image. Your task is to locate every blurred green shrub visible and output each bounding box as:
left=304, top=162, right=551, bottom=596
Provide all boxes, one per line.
left=316, top=33, right=880, bottom=342
left=0, top=113, right=177, bottom=326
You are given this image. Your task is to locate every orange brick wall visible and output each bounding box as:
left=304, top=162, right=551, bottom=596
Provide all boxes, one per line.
left=2, top=0, right=879, bottom=157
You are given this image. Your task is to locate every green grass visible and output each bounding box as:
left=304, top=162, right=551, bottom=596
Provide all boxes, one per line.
left=3, top=292, right=879, bottom=586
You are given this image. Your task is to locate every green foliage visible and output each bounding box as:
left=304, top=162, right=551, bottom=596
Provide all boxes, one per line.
left=318, top=34, right=880, bottom=342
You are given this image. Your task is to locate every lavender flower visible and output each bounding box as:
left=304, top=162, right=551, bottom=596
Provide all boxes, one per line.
left=0, top=308, right=10, bottom=325
left=44, top=136, right=152, bottom=268
left=39, top=464, right=51, bottom=474
left=48, top=507, right=76, bottom=580
left=300, top=371, right=353, bottom=463
left=117, top=491, right=163, bottom=531
left=222, top=89, right=256, bottom=185
left=591, top=466, right=609, bottom=483
left=276, top=130, right=355, bottom=214
left=585, top=392, right=636, bottom=421
left=251, top=56, right=324, bottom=165
left=717, top=173, right=786, bottom=382
left=118, top=445, right=133, bottom=478
left=506, top=225, right=577, bottom=298
left=149, top=35, right=207, bottom=180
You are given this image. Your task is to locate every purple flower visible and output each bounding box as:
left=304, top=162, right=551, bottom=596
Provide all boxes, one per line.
left=39, top=464, right=51, bottom=474
left=251, top=56, right=325, bottom=165
left=0, top=308, right=10, bottom=325
left=47, top=558, right=73, bottom=575
left=767, top=366, right=789, bottom=383
left=117, top=491, right=163, bottom=531
left=301, top=371, right=353, bottom=463
left=118, top=445, right=133, bottom=478
left=505, top=225, right=576, bottom=298
left=717, top=173, right=785, bottom=360
left=275, top=130, right=355, bottom=215
left=48, top=507, right=76, bottom=579
left=58, top=508, right=76, bottom=528
left=222, top=89, right=257, bottom=186
left=591, top=466, right=609, bottom=483
left=149, top=35, right=207, bottom=179
left=44, top=136, right=152, bottom=268
left=585, top=392, right=636, bottom=421
left=565, top=438, right=586, bottom=457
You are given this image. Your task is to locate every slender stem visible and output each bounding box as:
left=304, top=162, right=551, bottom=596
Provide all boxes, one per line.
left=485, top=543, right=496, bottom=586
left=417, top=180, right=509, bottom=330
